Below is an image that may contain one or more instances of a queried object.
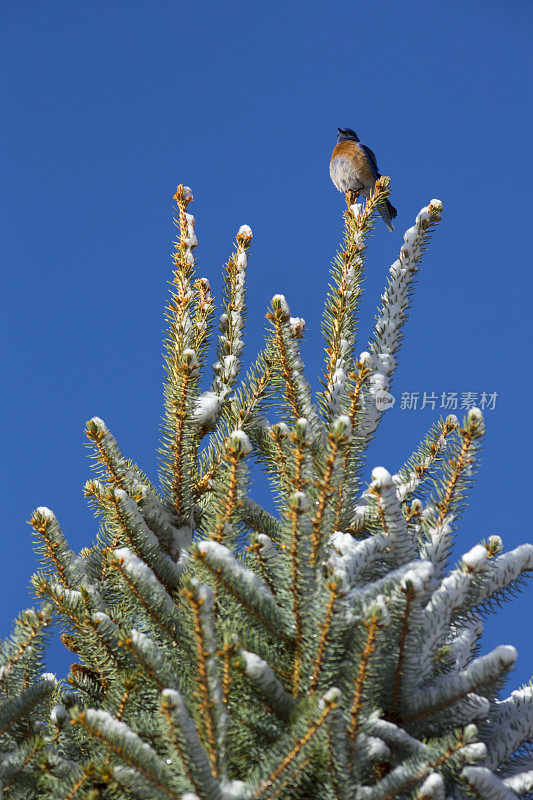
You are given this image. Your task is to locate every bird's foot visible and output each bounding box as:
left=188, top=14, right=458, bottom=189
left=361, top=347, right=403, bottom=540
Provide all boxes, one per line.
left=345, top=190, right=360, bottom=206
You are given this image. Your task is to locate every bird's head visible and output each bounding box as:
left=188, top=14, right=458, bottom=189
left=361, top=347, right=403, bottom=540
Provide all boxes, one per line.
left=337, top=127, right=360, bottom=144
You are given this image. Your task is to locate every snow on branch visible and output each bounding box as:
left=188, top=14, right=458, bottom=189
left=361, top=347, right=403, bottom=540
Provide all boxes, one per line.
left=160, top=689, right=223, bottom=800
left=403, top=645, right=517, bottom=722
left=320, top=181, right=392, bottom=423
left=210, top=225, right=253, bottom=401
left=368, top=467, right=417, bottom=566
left=109, top=548, right=180, bottom=640
left=461, top=766, right=520, bottom=800
left=74, top=707, right=178, bottom=797
left=30, top=506, right=85, bottom=588
left=484, top=684, right=533, bottom=770
left=267, top=294, right=322, bottom=437
left=355, top=200, right=443, bottom=442
left=192, top=540, right=294, bottom=643
left=0, top=676, right=56, bottom=737
left=112, top=488, right=185, bottom=589
left=237, top=648, right=296, bottom=722
left=121, top=629, right=181, bottom=691
left=466, top=543, right=533, bottom=613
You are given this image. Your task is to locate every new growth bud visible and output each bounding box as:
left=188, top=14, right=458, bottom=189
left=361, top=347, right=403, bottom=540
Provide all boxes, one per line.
left=50, top=704, right=69, bottom=727
left=487, top=535, right=503, bottom=555
left=271, top=422, right=289, bottom=438
left=173, top=184, right=193, bottom=205
left=293, top=417, right=311, bottom=445
left=236, top=224, right=253, bottom=246
left=463, top=724, right=478, bottom=741
left=428, top=198, right=443, bottom=216
left=289, top=492, right=310, bottom=514
left=466, top=407, right=485, bottom=435
left=289, top=317, right=306, bottom=338
left=370, top=466, right=393, bottom=489
left=350, top=202, right=364, bottom=219
left=330, top=414, right=352, bottom=442
left=228, top=430, right=252, bottom=458
left=461, top=544, right=489, bottom=573
left=270, top=294, right=290, bottom=321
left=182, top=348, right=199, bottom=374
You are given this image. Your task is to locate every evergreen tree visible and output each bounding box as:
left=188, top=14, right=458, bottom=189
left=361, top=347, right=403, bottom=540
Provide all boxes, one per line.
left=1, top=180, right=532, bottom=799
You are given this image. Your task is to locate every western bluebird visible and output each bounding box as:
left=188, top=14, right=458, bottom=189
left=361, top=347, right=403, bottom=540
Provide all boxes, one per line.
left=330, top=127, right=397, bottom=231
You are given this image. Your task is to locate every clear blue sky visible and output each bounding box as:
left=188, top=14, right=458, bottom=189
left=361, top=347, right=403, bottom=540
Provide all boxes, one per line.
left=2, top=1, right=532, bottom=684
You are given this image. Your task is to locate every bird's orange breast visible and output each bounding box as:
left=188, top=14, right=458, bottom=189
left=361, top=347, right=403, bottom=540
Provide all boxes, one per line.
left=330, top=141, right=375, bottom=185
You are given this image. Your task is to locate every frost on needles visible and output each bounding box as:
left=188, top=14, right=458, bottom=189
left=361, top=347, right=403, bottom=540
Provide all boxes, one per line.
left=1, top=180, right=532, bottom=800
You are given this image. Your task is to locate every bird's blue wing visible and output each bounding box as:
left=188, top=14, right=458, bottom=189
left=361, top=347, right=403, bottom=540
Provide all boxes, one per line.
left=359, top=144, right=380, bottom=179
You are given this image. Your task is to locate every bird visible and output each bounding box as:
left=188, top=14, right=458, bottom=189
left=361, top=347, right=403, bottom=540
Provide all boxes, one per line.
left=329, top=127, right=397, bottom=231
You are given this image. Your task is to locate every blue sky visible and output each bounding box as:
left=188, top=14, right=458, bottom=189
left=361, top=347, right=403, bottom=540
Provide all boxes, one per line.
left=2, top=1, right=532, bottom=684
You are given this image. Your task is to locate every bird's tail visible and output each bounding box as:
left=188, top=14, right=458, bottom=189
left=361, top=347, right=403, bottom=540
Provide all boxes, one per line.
left=379, top=198, right=397, bottom=232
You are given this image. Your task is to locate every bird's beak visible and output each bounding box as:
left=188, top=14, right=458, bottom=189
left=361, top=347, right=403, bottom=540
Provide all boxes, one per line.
left=337, top=127, right=342, bottom=133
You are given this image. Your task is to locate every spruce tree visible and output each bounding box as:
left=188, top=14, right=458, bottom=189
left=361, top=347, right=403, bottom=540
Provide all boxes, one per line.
left=1, top=180, right=532, bottom=799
